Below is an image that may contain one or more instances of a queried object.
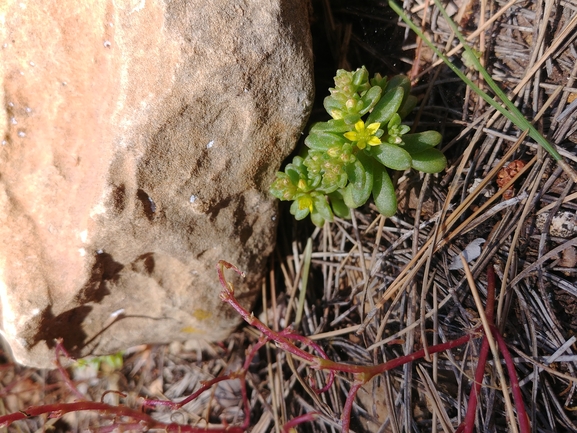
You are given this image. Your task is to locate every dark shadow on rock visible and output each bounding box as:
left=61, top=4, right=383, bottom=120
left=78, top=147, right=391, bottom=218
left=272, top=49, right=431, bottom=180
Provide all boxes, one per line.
left=207, top=196, right=233, bottom=222
left=76, top=252, right=123, bottom=305
left=31, top=305, right=92, bottom=356
left=131, top=252, right=155, bottom=275
left=30, top=252, right=124, bottom=356
left=233, top=195, right=253, bottom=245
left=136, top=188, right=156, bottom=221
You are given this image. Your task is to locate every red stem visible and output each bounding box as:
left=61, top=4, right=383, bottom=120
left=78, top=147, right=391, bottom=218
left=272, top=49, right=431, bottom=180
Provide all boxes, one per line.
left=54, top=341, right=86, bottom=401
left=0, top=401, right=244, bottom=432
left=462, top=334, right=491, bottom=433
left=0, top=261, right=480, bottom=433
left=341, top=382, right=364, bottom=433
left=460, top=265, right=496, bottom=433
left=282, top=412, right=319, bottom=432
left=492, top=327, right=530, bottom=433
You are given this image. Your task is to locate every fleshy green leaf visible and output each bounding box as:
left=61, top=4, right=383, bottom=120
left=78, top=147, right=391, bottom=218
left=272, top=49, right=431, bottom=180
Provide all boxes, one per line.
left=305, top=131, right=347, bottom=151
left=410, top=148, right=447, bottom=173
left=385, top=75, right=411, bottom=108
left=343, top=153, right=374, bottom=208
left=290, top=200, right=310, bottom=220
left=311, top=212, right=326, bottom=227
left=402, top=131, right=443, bottom=154
left=343, top=113, right=362, bottom=126
left=370, top=143, right=412, bottom=171
left=323, top=95, right=346, bottom=119
left=398, top=94, right=418, bottom=119
left=328, top=191, right=350, bottom=219
left=310, top=119, right=350, bottom=134
left=313, top=195, right=334, bottom=223
left=285, top=166, right=302, bottom=185
left=370, top=73, right=388, bottom=91
left=359, top=86, right=382, bottom=115
left=366, top=86, right=404, bottom=126
left=270, top=173, right=295, bottom=200
left=372, top=167, right=397, bottom=217
left=353, top=67, right=369, bottom=86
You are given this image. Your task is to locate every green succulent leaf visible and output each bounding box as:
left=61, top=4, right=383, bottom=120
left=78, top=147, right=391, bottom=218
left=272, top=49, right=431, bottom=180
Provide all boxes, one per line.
left=370, top=143, right=412, bottom=171
left=370, top=73, right=388, bottom=91
left=401, top=131, right=443, bottom=153
left=385, top=75, right=411, bottom=108
left=397, top=94, right=418, bottom=119
left=270, top=173, right=295, bottom=201
left=343, top=152, right=374, bottom=208
left=410, top=148, right=447, bottom=173
left=372, top=167, right=397, bottom=217
left=342, top=113, right=362, bottom=126
left=310, top=119, right=351, bottom=134
left=323, top=96, right=346, bottom=120
left=284, top=166, right=302, bottom=186
left=290, top=199, right=310, bottom=220
left=353, top=67, right=369, bottom=86
left=359, top=86, right=382, bottom=116
left=305, top=131, right=347, bottom=151
left=328, top=191, right=351, bottom=219
left=311, top=212, right=326, bottom=227
left=313, top=195, right=334, bottom=223
left=366, top=86, right=404, bottom=126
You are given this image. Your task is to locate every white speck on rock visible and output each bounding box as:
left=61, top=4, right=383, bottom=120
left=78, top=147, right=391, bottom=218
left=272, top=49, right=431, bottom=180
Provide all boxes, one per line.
left=10, top=117, right=17, bottom=125
left=103, top=40, right=111, bottom=48
left=110, top=309, right=125, bottom=318
left=189, top=195, right=197, bottom=203
left=17, top=131, right=25, bottom=137
left=206, top=140, right=214, bottom=149
left=79, top=248, right=86, bottom=257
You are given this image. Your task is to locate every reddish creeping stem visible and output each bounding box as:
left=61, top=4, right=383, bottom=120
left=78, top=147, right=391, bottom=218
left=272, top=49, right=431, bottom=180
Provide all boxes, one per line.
left=457, top=265, right=530, bottom=433
left=0, top=401, right=246, bottom=433
left=216, top=260, right=474, bottom=432
left=0, top=261, right=506, bottom=433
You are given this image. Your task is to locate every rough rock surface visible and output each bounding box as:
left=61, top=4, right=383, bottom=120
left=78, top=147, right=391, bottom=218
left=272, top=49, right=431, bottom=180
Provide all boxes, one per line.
left=0, top=0, right=313, bottom=368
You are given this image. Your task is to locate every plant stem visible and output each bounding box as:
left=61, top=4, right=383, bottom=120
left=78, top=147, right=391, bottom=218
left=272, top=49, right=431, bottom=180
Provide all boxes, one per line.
left=388, top=0, right=577, bottom=182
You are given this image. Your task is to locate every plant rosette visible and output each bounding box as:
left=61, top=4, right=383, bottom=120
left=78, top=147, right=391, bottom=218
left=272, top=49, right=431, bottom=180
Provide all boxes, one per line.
left=270, top=66, right=446, bottom=226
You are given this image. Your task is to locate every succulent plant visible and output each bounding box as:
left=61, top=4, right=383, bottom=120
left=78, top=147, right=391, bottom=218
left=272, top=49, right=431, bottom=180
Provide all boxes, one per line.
left=271, top=66, right=446, bottom=226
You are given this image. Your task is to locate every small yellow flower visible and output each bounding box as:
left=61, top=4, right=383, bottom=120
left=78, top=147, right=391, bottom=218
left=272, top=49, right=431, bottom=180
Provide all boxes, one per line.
left=343, top=120, right=382, bottom=149
left=298, top=195, right=313, bottom=212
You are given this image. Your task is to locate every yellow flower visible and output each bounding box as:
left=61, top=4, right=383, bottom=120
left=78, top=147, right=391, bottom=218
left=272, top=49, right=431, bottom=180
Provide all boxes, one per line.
left=298, top=195, right=313, bottom=212
left=343, top=120, right=382, bottom=149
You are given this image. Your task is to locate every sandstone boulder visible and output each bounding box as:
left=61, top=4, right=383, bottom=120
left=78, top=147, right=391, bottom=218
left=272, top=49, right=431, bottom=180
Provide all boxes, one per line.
left=0, top=0, right=313, bottom=368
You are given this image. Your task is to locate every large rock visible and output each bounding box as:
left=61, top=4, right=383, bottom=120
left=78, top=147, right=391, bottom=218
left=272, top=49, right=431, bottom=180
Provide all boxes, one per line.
left=0, top=0, right=313, bottom=368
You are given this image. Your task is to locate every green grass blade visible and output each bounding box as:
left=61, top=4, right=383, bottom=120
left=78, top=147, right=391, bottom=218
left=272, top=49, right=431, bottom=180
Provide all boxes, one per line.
left=295, top=237, right=313, bottom=328
left=387, top=0, right=563, bottom=162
